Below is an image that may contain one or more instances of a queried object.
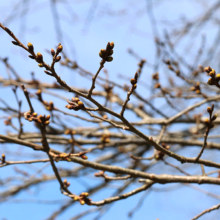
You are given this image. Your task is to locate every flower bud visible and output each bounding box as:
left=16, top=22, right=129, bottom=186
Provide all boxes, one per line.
left=207, top=107, right=212, bottom=114
left=209, top=69, right=216, bottom=77
left=211, top=114, right=217, bottom=121
left=36, top=52, right=43, bottom=63
left=204, top=66, right=212, bottom=73
left=109, top=42, right=114, bottom=49
left=38, top=63, right=44, bottom=67
left=99, top=49, right=106, bottom=58
left=81, top=155, right=88, bottom=160
left=55, top=56, right=61, bottom=62
left=106, top=56, right=113, bottom=62
left=74, top=196, right=79, bottom=201
left=80, top=200, right=85, bottom=205
left=2, top=154, right=5, bottom=163
left=51, top=49, right=55, bottom=56
left=108, top=50, right=113, bottom=56
left=45, top=120, right=50, bottom=125
left=130, top=78, right=136, bottom=85
left=32, top=112, right=38, bottom=117
left=27, top=42, right=34, bottom=52
left=78, top=101, right=84, bottom=108
left=207, top=78, right=215, bottom=85
left=57, top=45, right=63, bottom=53
left=46, top=115, right=50, bottom=120
left=12, top=41, right=19, bottom=46
left=216, top=74, right=220, bottom=79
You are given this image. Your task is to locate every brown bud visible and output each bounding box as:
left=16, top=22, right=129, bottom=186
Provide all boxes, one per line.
left=27, top=42, right=34, bottom=52
left=154, top=83, right=161, bottom=88
left=72, top=97, right=79, bottom=102
left=29, top=55, right=35, bottom=59
left=204, top=66, right=212, bottom=73
left=216, top=74, right=220, bottom=79
left=45, top=120, right=50, bottom=125
left=74, top=196, right=79, bottom=201
left=207, top=78, right=215, bottom=85
left=32, top=112, right=38, bottom=117
left=55, top=56, right=61, bottom=62
left=109, top=42, right=114, bottom=49
left=168, top=65, right=174, bottom=71
left=81, top=155, right=88, bottom=160
left=12, top=41, right=19, bottom=46
left=81, top=192, right=89, bottom=197
left=51, top=49, right=55, bottom=56
left=78, top=101, right=84, bottom=108
left=99, top=49, right=106, bottom=58
left=207, top=107, right=212, bottom=114
left=175, top=70, right=180, bottom=75
left=106, top=56, right=113, bottom=62
left=2, top=154, right=5, bottom=164
left=108, top=50, right=113, bottom=56
left=57, top=45, right=63, bottom=53
left=80, top=200, right=85, bottom=205
left=211, top=114, right=217, bottom=121
left=130, top=78, right=136, bottom=85
left=64, top=129, right=71, bottom=134
left=204, top=118, right=210, bottom=124
left=46, top=115, right=50, bottom=120
left=36, top=52, right=43, bottom=63
left=38, top=63, right=44, bottom=68
left=210, top=124, right=215, bottom=129
left=209, top=69, right=216, bottom=77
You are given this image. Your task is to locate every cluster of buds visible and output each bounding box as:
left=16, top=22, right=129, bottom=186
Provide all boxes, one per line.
left=63, top=179, right=70, bottom=188
left=155, top=143, right=170, bottom=160
left=64, top=129, right=76, bottom=135
left=101, top=133, right=110, bottom=143
left=137, top=59, right=146, bottom=72
left=74, top=192, right=91, bottom=205
left=190, top=82, right=201, bottom=94
left=164, top=59, right=180, bottom=76
left=4, top=117, right=12, bottom=126
left=99, top=42, right=114, bottom=62
left=130, top=72, right=138, bottom=89
left=205, top=66, right=220, bottom=86
left=51, top=43, right=63, bottom=62
left=154, top=82, right=161, bottom=89
left=44, top=101, right=54, bottom=111
left=136, top=59, right=146, bottom=77
left=152, top=72, right=159, bottom=81
left=24, top=111, right=50, bottom=126
left=66, top=97, right=85, bottom=111
left=1, top=154, right=5, bottom=164
left=205, top=104, right=217, bottom=129
left=36, top=90, right=55, bottom=111
left=152, top=72, right=161, bottom=89
left=54, top=153, right=71, bottom=162
left=94, top=170, right=105, bottom=177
